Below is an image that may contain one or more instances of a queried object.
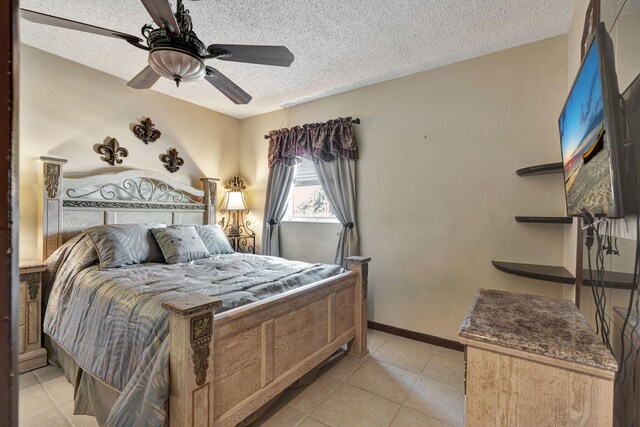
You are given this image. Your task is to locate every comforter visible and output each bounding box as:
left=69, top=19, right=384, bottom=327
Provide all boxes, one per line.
left=44, top=234, right=343, bottom=426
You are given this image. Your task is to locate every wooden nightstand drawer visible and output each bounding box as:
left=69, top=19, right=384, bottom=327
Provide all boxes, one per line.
left=19, top=282, right=25, bottom=326
left=19, top=281, right=26, bottom=354
left=18, top=262, right=47, bottom=373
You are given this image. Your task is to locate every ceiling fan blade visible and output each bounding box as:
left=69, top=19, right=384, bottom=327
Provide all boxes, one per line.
left=204, top=67, right=252, bottom=105
left=127, top=66, right=161, bottom=89
left=207, top=45, right=294, bottom=67
left=20, top=9, right=142, bottom=43
left=140, top=0, right=180, bottom=35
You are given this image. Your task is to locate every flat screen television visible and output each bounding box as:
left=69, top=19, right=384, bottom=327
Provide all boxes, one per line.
left=559, top=23, right=634, bottom=218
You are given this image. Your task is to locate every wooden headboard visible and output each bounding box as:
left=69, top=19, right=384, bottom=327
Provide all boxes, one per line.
left=37, top=157, right=219, bottom=260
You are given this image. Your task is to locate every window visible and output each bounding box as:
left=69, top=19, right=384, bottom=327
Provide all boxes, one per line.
left=284, top=159, right=338, bottom=222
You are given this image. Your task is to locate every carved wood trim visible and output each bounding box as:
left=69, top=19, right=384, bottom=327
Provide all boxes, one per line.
left=191, top=313, right=213, bottom=386
left=38, top=157, right=67, bottom=261
left=44, top=163, right=60, bottom=198
left=21, top=273, right=40, bottom=301
left=63, top=200, right=205, bottom=211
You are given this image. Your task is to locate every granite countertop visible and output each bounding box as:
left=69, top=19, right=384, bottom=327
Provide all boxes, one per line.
left=458, top=289, right=617, bottom=372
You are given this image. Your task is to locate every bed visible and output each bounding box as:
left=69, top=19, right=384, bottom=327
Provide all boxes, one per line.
left=37, top=157, right=370, bottom=427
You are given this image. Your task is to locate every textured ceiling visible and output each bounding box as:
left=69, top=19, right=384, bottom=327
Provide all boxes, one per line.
left=20, top=0, right=576, bottom=119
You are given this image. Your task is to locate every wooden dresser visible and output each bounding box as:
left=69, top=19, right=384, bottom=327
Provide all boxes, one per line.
left=459, top=289, right=617, bottom=426
left=19, top=261, right=47, bottom=373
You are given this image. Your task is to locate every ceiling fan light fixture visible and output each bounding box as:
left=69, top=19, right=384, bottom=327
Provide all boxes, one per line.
left=148, top=48, right=206, bottom=86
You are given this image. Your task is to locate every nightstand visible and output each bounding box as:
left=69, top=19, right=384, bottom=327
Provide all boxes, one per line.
left=19, top=261, right=47, bottom=373
left=228, top=235, right=255, bottom=254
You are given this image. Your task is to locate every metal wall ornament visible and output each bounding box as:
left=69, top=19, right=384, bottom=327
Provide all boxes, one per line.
left=97, top=138, right=129, bottom=166
left=161, top=148, right=184, bottom=173
left=133, top=117, right=162, bottom=144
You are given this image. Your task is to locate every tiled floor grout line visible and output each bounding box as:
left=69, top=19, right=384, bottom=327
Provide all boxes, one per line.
left=32, top=370, right=74, bottom=426
left=291, top=339, right=386, bottom=426
left=386, top=405, right=403, bottom=427
left=289, top=372, right=347, bottom=426
left=294, top=353, right=361, bottom=421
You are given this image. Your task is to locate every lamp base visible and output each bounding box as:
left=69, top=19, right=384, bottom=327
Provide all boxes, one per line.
left=229, top=225, right=241, bottom=238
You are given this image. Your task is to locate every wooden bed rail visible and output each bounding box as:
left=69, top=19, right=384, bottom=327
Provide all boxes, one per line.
left=163, top=257, right=371, bottom=427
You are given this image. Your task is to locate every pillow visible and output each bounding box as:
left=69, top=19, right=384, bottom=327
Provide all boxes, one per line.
left=151, top=226, right=210, bottom=264
left=85, top=224, right=166, bottom=270
left=194, top=224, right=234, bottom=254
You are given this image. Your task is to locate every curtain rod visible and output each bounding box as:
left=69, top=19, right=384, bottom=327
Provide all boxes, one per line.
left=263, top=118, right=361, bottom=139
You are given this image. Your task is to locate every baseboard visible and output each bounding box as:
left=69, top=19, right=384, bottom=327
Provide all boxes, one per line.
left=368, top=321, right=464, bottom=352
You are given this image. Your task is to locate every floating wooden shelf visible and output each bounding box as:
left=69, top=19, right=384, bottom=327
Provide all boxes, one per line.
left=516, top=162, right=563, bottom=176
left=492, top=261, right=575, bottom=284
left=492, top=260, right=636, bottom=289
left=515, top=216, right=573, bottom=224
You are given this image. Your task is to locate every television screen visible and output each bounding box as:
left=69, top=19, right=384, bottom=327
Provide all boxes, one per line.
left=559, top=36, right=613, bottom=216
left=559, top=24, right=631, bottom=218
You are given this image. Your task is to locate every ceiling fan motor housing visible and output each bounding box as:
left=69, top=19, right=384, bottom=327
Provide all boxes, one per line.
left=142, top=0, right=207, bottom=86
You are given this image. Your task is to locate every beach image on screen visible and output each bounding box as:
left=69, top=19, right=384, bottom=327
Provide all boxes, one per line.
left=559, top=38, right=613, bottom=216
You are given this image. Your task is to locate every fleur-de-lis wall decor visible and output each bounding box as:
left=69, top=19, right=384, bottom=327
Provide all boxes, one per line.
left=97, top=138, right=129, bottom=166
left=133, top=117, right=162, bottom=144
left=161, top=148, right=184, bottom=173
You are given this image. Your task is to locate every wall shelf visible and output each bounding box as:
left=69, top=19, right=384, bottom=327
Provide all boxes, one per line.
left=492, top=260, right=636, bottom=289
left=515, top=162, right=563, bottom=176
left=515, top=216, right=573, bottom=224
left=492, top=261, right=575, bottom=284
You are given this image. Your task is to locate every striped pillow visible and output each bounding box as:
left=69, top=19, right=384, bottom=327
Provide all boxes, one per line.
left=151, top=226, right=210, bottom=264
left=85, top=224, right=166, bottom=270
left=194, top=224, right=234, bottom=254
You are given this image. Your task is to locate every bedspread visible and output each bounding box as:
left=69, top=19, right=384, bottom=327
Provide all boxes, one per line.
left=44, top=234, right=343, bottom=426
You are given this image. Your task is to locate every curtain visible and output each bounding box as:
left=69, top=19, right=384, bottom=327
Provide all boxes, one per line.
left=261, top=162, right=296, bottom=256
left=265, top=116, right=359, bottom=265
left=268, top=117, right=358, bottom=167
left=314, top=157, right=359, bottom=267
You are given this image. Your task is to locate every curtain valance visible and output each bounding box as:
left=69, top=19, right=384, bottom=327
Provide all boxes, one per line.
left=267, top=117, right=358, bottom=168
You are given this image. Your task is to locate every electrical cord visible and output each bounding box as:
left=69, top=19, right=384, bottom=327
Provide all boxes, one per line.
left=584, top=211, right=612, bottom=349
left=617, top=94, right=640, bottom=427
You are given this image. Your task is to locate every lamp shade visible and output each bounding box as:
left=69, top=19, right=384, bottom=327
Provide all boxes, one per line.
left=224, top=191, right=247, bottom=211
left=148, top=48, right=206, bottom=84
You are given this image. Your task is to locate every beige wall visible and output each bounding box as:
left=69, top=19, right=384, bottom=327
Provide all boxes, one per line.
left=19, top=45, right=241, bottom=261
left=239, top=35, right=570, bottom=340
left=280, top=222, right=342, bottom=264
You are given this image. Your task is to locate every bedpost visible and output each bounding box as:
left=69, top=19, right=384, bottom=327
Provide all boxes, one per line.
left=200, top=178, right=219, bottom=225
left=346, top=256, right=371, bottom=358
left=37, top=157, right=67, bottom=260
left=162, top=296, right=222, bottom=427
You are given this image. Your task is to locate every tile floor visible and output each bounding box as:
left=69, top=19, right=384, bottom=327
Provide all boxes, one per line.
left=19, top=330, right=465, bottom=426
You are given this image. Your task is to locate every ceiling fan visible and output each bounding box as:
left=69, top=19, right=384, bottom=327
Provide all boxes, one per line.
left=20, top=0, right=295, bottom=104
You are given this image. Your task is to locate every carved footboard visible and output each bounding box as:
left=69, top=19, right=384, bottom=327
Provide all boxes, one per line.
left=163, top=257, right=370, bottom=427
